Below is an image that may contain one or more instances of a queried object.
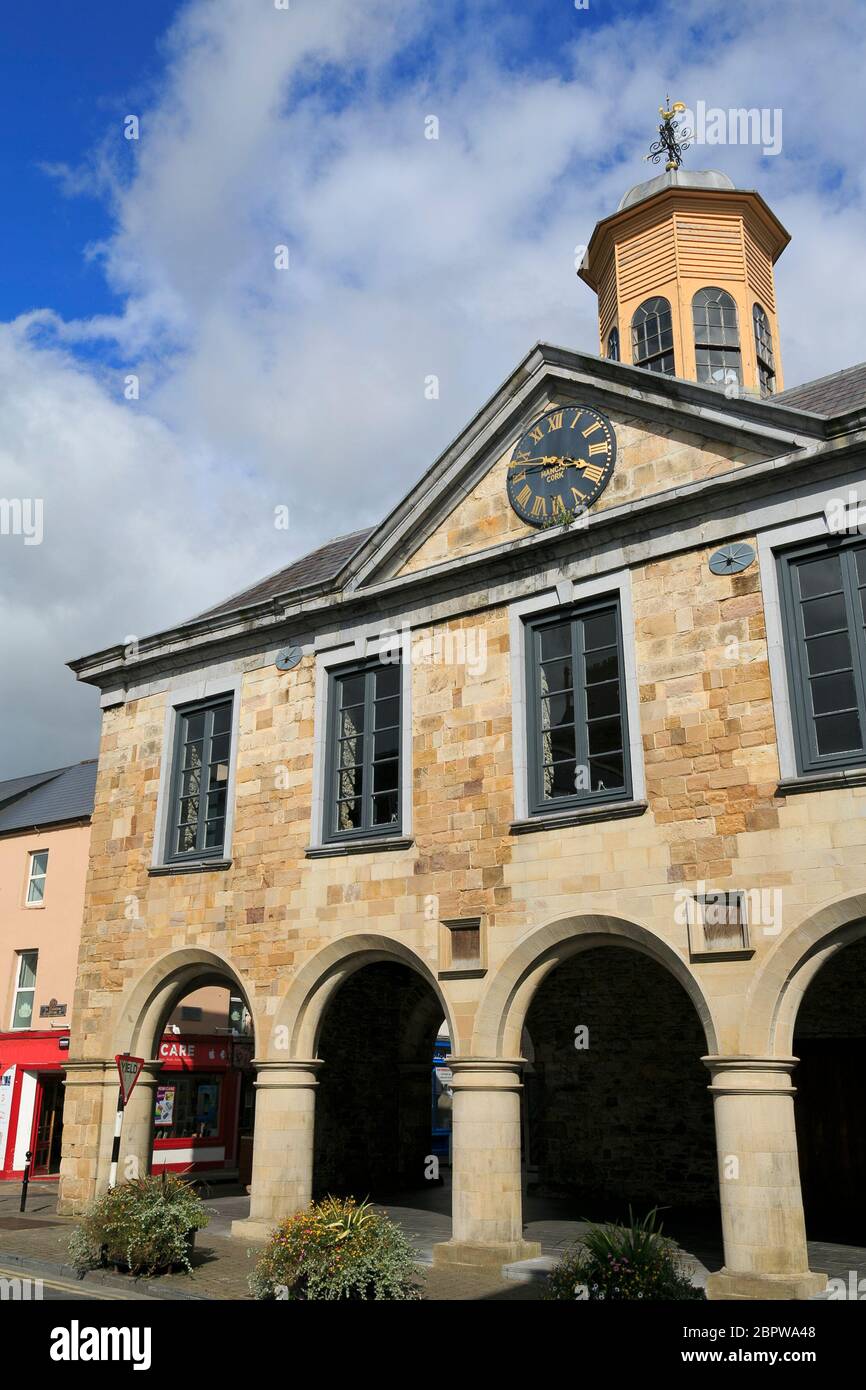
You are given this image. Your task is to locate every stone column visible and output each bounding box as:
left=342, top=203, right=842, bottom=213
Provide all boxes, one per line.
left=231, top=1060, right=322, bottom=1244
left=58, top=1061, right=120, bottom=1214
left=704, top=1056, right=827, bottom=1300
left=433, top=1058, right=541, bottom=1269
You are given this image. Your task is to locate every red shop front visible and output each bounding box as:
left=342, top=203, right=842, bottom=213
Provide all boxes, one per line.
left=0, top=1029, right=68, bottom=1181
left=151, top=1034, right=254, bottom=1178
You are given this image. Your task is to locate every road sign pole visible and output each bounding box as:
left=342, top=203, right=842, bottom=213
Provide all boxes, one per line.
left=108, top=1088, right=125, bottom=1190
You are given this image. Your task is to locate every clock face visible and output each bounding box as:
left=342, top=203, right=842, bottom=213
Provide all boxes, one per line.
left=507, top=404, right=616, bottom=527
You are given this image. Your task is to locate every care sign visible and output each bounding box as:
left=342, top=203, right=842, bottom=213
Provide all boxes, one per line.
left=115, top=1054, right=145, bottom=1106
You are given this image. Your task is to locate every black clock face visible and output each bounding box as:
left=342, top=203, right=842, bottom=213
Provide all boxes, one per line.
left=507, top=405, right=616, bottom=527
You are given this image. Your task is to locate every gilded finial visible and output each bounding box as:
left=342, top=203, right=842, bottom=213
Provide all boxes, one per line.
left=645, top=95, right=691, bottom=172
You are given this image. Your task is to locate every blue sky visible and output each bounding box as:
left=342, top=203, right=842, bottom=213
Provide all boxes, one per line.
left=0, top=0, right=865, bottom=776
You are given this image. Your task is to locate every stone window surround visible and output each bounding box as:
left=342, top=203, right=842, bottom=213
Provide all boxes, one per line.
left=150, top=671, right=243, bottom=871
left=508, top=567, right=646, bottom=825
left=308, top=625, right=414, bottom=853
left=758, top=505, right=866, bottom=786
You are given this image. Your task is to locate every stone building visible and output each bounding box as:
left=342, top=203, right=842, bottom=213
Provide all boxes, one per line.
left=58, top=164, right=866, bottom=1300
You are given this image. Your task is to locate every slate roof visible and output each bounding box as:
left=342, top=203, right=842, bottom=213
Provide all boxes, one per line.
left=0, top=760, right=97, bottom=834
left=776, top=362, right=866, bottom=417
left=194, top=527, right=375, bottom=621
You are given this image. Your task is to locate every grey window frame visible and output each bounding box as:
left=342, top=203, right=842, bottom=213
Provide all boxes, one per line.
left=164, top=695, right=234, bottom=863
left=778, top=536, right=866, bottom=776
left=631, top=296, right=675, bottom=375
left=324, top=659, right=402, bottom=843
left=606, top=326, right=620, bottom=361
left=524, top=597, right=632, bottom=817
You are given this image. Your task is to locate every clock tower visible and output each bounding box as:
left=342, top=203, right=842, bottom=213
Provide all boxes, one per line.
left=578, top=105, right=788, bottom=398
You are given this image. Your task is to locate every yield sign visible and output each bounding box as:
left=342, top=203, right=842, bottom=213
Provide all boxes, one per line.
left=115, top=1054, right=145, bottom=1106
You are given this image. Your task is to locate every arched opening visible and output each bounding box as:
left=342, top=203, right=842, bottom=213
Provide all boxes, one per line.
left=520, top=945, right=720, bottom=1256
left=116, top=951, right=256, bottom=1188
left=312, top=961, right=449, bottom=1205
left=148, top=980, right=255, bottom=1184
left=793, top=934, right=866, bottom=1243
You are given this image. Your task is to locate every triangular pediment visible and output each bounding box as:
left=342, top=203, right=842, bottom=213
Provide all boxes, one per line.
left=344, top=345, right=820, bottom=592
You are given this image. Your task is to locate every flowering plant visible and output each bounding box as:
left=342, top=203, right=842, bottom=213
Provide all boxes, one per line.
left=250, top=1196, right=421, bottom=1300
left=545, top=1208, right=704, bottom=1301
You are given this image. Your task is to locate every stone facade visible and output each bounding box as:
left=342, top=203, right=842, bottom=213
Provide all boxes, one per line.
left=57, top=188, right=866, bottom=1299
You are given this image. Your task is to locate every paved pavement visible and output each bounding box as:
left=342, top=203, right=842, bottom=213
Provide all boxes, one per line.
left=3, top=1178, right=866, bottom=1300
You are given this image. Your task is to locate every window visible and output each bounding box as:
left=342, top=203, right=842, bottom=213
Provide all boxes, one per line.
left=11, top=950, right=38, bottom=1029
left=166, top=697, right=233, bottom=861
left=606, top=326, right=620, bottom=362
left=525, top=599, right=631, bottom=814
left=26, top=850, right=48, bottom=905
left=153, top=1074, right=222, bottom=1139
left=753, top=303, right=775, bottom=398
left=692, top=287, right=741, bottom=388
left=779, top=539, right=866, bottom=775
left=325, top=661, right=401, bottom=840
left=631, top=296, right=674, bottom=375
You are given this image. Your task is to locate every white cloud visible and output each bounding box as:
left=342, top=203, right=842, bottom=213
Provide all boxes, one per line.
left=2, top=0, right=865, bottom=773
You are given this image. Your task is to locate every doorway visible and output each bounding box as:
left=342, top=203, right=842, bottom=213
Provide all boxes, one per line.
left=31, top=1072, right=65, bottom=1176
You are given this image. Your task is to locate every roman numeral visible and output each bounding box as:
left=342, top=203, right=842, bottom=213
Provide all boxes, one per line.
left=530, top=495, right=548, bottom=519
left=529, top=425, right=545, bottom=444
left=581, top=463, right=605, bottom=484
left=516, top=484, right=532, bottom=507
left=582, top=420, right=603, bottom=438
left=547, top=411, right=564, bottom=432
left=588, top=442, right=608, bottom=456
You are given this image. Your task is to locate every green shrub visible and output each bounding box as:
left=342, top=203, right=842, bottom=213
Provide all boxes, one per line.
left=69, top=1172, right=210, bottom=1276
left=250, top=1196, right=422, bottom=1301
left=545, top=1208, right=704, bottom=1301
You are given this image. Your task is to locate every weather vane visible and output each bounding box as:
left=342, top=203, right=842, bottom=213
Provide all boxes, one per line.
left=645, top=96, right=691, bottom=171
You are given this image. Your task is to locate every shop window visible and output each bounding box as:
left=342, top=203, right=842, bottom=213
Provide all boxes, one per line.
left=525, top=598, right=632, bottom=815
left=11, top=950, right=38, bottom=1029
left=779, top=538, right=866, bottom=775
left=753, top=303, right=776, bottom=398
left=166, top=697, right=233, bottom=861
left=631, top=297, right=674, bottom=375
left=692, top=287, right=742, bottom=389
left=25, top=850, right=48, bottom=905
left=153, top=1074, right=222, bottom=1139
left=324, top=661, right=401, bottom=841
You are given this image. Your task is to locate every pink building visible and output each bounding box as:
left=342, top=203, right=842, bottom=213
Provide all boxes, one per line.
left=0, top=762, right=95, bottom=1179
left=0, top=759, right=253, bottom=1182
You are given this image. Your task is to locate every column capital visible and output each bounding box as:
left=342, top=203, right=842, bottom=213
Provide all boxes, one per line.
left=702, top=1055, right=798, bottom=1096
left=446, top=1058, right=527, bottom=1091
left=252, top=1059, right=324, bottom=1089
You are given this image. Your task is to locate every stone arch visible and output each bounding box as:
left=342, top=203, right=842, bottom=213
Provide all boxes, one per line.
left=472, top=913, right=719, bottom=1057
left=746, top=892, right=866, bottom=1056
left=111, top=945, right=256, bottom=1059
left=270, top=932, right=458, bottom=1061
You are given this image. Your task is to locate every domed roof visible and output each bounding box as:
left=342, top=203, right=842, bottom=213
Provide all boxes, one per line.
left=617, top=168, right=736, bottom=212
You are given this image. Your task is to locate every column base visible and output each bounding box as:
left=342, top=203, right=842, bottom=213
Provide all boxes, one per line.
left=706, top=1268, right=828, bottom=1301
left=231, top=1218, right=275, bottom=1244
left=432, top=1239, right=542, bottom=1270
